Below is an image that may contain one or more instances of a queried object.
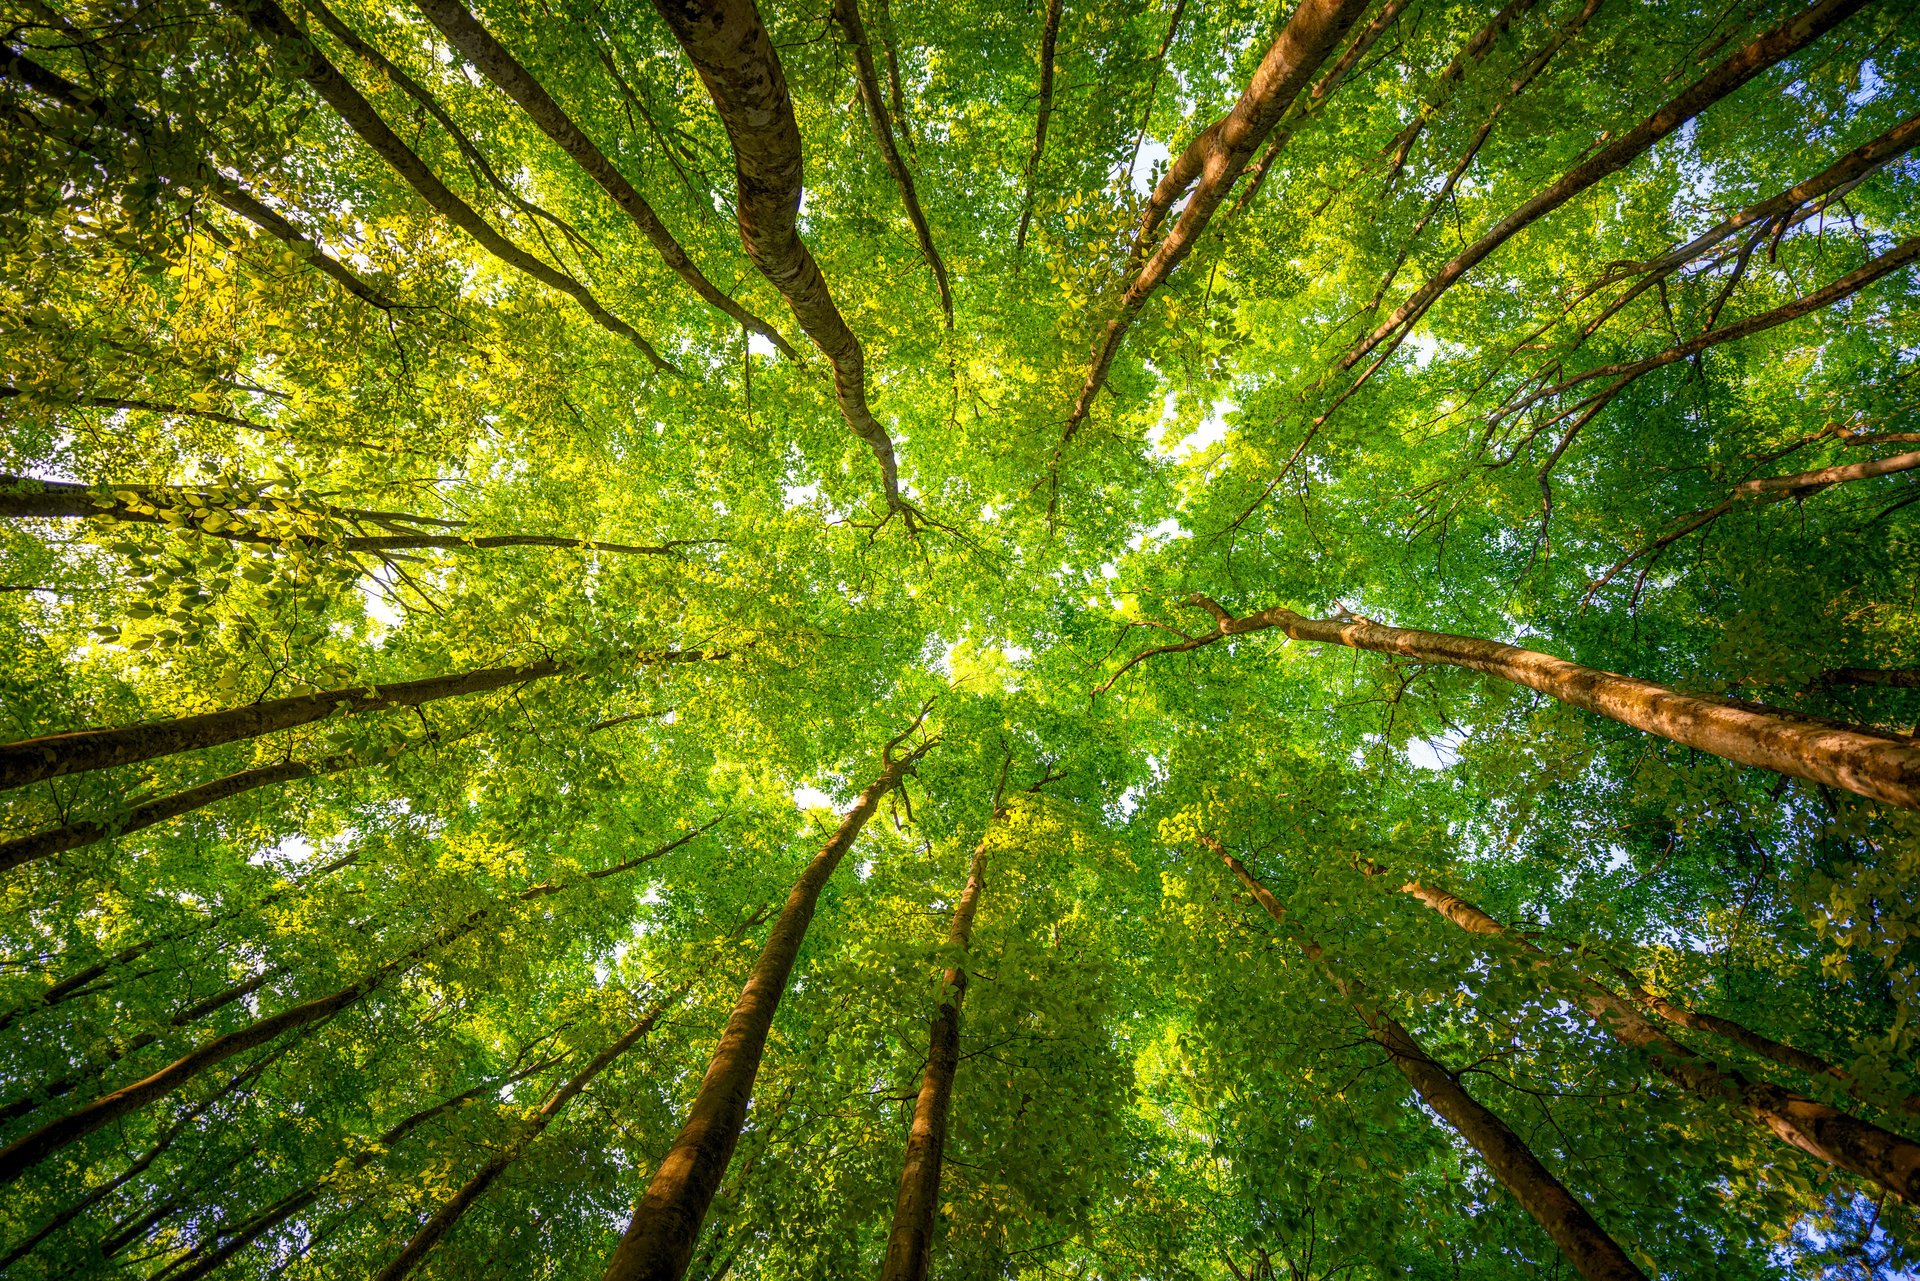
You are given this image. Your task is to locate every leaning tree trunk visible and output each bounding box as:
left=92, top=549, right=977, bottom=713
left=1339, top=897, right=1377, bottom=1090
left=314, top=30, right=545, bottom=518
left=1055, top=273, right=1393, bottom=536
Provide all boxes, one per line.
left=601, top=721, right=933, bottom=1281
left=0, top=647, right=717, bottom=792
left=1207, top=839, right=1648, bottom=1281
left=1394, top=874, right=1920, bottom=1204
left=1177, top=594, right=1920, bottom=810
left=879, top=820, right=991, bottom=1281
left=0, top=910, right=487, bottom=1185
left=375, top=992, right=683, bottom=1281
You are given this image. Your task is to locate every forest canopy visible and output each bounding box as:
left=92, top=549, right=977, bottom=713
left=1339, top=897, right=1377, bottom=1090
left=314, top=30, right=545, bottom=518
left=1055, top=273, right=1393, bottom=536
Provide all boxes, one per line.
left=2, top=0, right=1920, bottom=1276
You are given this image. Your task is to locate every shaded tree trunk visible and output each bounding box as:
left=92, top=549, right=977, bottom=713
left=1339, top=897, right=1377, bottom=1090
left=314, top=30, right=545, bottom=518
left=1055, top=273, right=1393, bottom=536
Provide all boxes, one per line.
left=830, top=0, right=951, bottom=323
left=1395, top=876, right=1920, bottom=1204
left=1063, top=0, right=1371, bottom=441
left=601, top=718, right=934, bottom=1281
left=1012, top=0, right=1063, bottom=254
left=221, top=0, right=673, bottom=369
left=646, top=0, right=912, bottom=521
left=408, top=0, right=795, bottom=356
left=1164, top=595, right=1920, bottom=810
left=879, top=819, right=990, bottom=1281
left=0, top=648, right=717, bottom=792
left=1208, top=840, right=1648, bottom=1281
left=374, top=993, right=683, bottom=1281
left=0, top=910, right=487, bottom=1185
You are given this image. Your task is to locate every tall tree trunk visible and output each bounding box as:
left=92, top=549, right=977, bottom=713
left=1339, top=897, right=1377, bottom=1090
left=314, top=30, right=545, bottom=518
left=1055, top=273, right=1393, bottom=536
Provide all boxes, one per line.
left=1161, top=595, right=1920, bottom=810
left=829, top=0, right=952, bottom=324
left=601, top=717, right=934, bottom=1281
left=374, top=993, right=683, bottom=1281
left=0, top=648, right=717, bottom=792
left=0, top=45, right=404, bottom=311
left=1012, top=0, right=1063, bottom=254
left=407, top=0, right=796, bottom=356
left=645, top=0, right=912, bottom=522
left=0, top=911, right=488, bottom=1186
left=879, top=819, right=991, bottom=1281
left=220, top=0, right=673, bottom=370
left=1062, top=0, right=1371, bottom=441
left=1344, top=0, right=1871, bottom=373
left=0, top=968, right=277, bottom=1124
left=1394, top=875, right=1920, bottom=1204
left=1207, top=840, right=1648, bottom=1281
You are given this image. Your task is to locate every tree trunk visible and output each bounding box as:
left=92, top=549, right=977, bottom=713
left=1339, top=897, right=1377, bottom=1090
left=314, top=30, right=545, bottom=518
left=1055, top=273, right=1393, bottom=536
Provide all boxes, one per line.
left=601, top=722, right=932, bottom=1281
left=220, top=0, right=673, bottom=369
left=374, top=993, right=682, bottom=1281
left=1012, top=0, right=1063, bottom=255
left=0, top=648, right=717, bottom=792
left=1063, top=0, right=1371, bottom=440
left=407, top=0, right=795, bottom=357
left=1396, top=876, right=1920, bottom=1204
left=0, top=968, right=277, bottom=1124
left=1209, top=841, right=1648, bottom=1281
left=0, top=45, right=403, bottom=311
left=0, top=910, right=487, bottom=1186
left=1, top=758, right=338, bottom=872
left=1180, top=594, right=1920, bottom=810
left=1346, top=0, right=1871, bottom=371
left=830, top=0, right=951, bottom=324
left=879, top=822, right=990, bottom=1281
left=645, top=0, right=911, bottom=520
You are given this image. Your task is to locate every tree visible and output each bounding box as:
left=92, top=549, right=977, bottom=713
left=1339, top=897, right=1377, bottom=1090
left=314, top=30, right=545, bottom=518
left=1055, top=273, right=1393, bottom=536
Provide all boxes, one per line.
left=4, top=0, right=1919, bottom=1276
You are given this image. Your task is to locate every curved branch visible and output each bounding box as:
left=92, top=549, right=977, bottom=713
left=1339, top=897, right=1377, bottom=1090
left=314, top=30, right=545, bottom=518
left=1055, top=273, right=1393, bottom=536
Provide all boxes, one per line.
left=1012, top=0, right=1063, bottom=255
left=409, top=0, right=799, bottom=355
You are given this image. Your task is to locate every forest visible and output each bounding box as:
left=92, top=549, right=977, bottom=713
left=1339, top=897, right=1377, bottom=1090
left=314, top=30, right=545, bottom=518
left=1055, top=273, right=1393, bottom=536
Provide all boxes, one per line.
left=1, top=0, right=1918, bottom=1275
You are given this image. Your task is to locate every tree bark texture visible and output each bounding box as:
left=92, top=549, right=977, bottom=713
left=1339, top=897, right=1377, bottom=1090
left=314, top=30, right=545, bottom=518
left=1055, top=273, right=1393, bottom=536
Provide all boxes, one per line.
left=601, top=730, right=931, bottom=1281
left=1211, top=842, right=1647, bottom=1281
left=1064, top=0, right=1372, bottom=440
left=646, top=0, right=911, bottom=516
left=408, top=0, right=796, bottom=356
left=1182, top=595, right=1920, bottom=810
left=1346, top=0, right=1872, bottom=372
left=879, top=822, right=990, bottom=1281
left=222, top=0, right=673, bottom=368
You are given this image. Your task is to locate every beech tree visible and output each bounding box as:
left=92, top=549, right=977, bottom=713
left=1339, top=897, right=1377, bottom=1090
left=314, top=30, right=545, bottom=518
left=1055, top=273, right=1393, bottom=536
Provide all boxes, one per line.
left=3, top=0, right=1919, bottom=1277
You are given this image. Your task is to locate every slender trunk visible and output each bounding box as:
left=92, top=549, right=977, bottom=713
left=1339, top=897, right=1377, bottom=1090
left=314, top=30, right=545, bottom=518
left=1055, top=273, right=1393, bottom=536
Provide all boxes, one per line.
left=1398, top=877, right=1920, bottom=1203
left=408, top=0, right=796, bottom=356
left=1, top=759, right=341, bottom=872
left=375, top=994, right=682, bottom=1281
left=1210, top=841, right=1646, bottom=1281
left=879, top=824, right=990, bottom=1281
left=0, top=474, right=699, bottom=556
left=0, top=910, right=486, bottom=1186
left=601, top=723, right=933, bottom=1281
left=0, top=45, right=403, bottom=310
left=830, top=0, right=952, bottom=323
left=1178, top=594, right=1920, bottom=810
left=0, top=648, right=716, bottom=792
left=1346, top=0, right=1871, bottom=371
left=0, top=1046, right=287, bottom=1270
left=1823, top=668, right=1920, bottom=689
left=1063, top=0, right=1371, bottom=441
left=0, top=969, right=277, bottom=1124
left=1012, top=0, right=1063, bottom=254
left=1379, top=0, right=1540, bottom=189
left=646, top=0, right=911, bottom=520
left=220, top=0, right=673, bottom=369
left=868, top=0, right=912, bottom=155
left=0, top=852, right=356, bottom=1034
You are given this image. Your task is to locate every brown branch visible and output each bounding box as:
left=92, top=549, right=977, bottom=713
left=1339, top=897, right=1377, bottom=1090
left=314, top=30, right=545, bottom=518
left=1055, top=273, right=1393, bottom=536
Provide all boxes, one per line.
left=1013, top=0, right=1064, bottom=255
left=830, top=0, right=951, bottom=323
left=410, top=0, right=798, bottom=356
left=1378, top=0, right=1540, bottom=191
left=221, top=0, right=674, bottom=369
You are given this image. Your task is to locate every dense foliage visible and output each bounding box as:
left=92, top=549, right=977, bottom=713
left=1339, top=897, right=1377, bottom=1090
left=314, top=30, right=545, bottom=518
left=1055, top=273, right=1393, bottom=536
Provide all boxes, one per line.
left=2, top=0, right=1918, bottom=1276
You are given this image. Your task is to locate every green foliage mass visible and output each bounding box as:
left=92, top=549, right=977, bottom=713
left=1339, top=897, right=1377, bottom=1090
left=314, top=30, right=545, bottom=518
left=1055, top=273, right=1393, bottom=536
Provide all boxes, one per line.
left=1, top=0, right=1918, bottom=1276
